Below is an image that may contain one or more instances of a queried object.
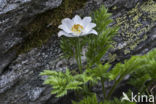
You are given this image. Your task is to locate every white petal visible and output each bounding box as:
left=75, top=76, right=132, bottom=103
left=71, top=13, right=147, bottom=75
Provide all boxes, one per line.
left=58, top=24, right=71, bottom=33
left=83, top=17, right=92, bottom=23
left=88, top=29, right=98, bottom=35
left=72, top=15, right=82, bottom=24
left=62, top=18, right=73, bottom=26
left=81, top=29, right=98, bottom=36
left=82, top=17, right=92, bottom=27
left=84, top=23, right=96, bottom=33
left=59, top=18, right=74, bottom=33
left=58, top=31, right=77, bottom=37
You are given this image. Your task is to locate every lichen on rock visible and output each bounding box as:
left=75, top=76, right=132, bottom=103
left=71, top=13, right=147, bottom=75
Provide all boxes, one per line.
left=112, top=0, right=156, bottom=56
left=140, top=0, right=156, bottom=21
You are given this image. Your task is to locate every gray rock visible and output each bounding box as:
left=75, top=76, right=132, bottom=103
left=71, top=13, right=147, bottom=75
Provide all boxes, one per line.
left=0, top=36, right=62, bottom=104
left=0, top=0, right=62, bottom=73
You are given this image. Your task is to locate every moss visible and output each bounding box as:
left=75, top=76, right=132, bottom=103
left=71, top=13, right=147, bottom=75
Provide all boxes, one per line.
left=18, top=0, right=86, bottom=53
left=113, top=0, right=156, bottom=55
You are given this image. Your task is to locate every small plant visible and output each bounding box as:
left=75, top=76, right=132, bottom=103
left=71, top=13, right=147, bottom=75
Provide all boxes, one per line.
left=40, top=5, right=156, bottom=103
left=70, top=49, right=156, bottom=103
left=40, top=69, right=94, bottom=97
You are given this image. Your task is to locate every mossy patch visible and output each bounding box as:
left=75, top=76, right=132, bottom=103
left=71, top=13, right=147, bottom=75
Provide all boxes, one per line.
left=18, top=0, right=86, bottom=53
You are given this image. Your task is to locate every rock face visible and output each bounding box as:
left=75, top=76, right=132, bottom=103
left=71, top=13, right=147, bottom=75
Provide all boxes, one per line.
left=0, top=0, right=155, bottom=104
left=0, top=36, right=62, bottom=104
left=0, top=0, right=62, bottom=73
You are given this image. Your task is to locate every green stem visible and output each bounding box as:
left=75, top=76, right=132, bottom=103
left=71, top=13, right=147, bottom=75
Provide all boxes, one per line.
left=107, top=76, right=123, bottom=99
left=78, top=38, right=82, bottom=73
left=75, top=38, right=82, bottom=73
left=75, top=54, right=80, bottom=71
left=101, top=78, right=106, bottom=99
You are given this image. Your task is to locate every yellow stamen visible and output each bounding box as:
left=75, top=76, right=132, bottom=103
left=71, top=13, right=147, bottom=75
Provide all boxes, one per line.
left=71, top=24, right=84, bottom=34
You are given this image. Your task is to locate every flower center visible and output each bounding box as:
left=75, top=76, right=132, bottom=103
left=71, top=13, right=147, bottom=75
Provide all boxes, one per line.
left=71, top=24, right=84, bottom=34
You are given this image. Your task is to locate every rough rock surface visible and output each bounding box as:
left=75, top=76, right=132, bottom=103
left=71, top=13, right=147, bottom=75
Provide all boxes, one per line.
left=0, top=0, right=155, bottom=104
left=0, top=0, right=62, bottom=73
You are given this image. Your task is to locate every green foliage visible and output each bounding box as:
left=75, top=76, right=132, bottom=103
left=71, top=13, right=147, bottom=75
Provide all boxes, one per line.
left=72, top=94, right=102, bottom=104
left=60, top=33, right=88, bottom=59
left=83, top=49, right=156, bottom=99
left=86, top=6, right=119, bottom=65
left=60, top=36, right=87, bottom=73
left=40, top=69, right=94, bottom=97
left=84, top=48, right=156, bottom=88
left=128, top=49, right=156, bottom=92
left=86, top=63, right=110, bottom=82
left=72, top=93, right=136, bottom=104
left=60, top=37, right=77, bottom=58
left=107, top=49, right=156, bottom=81
left=105, top=49, right=156, bottom=97
left=108, top=55, right=143, bottom=81
left=40, top=69, right=81, bottom=97
left=141, top=49, right=156, bottom=79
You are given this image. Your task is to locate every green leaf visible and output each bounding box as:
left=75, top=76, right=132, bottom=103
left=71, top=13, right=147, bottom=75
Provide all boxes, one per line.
left=40, top=68, right=95, bottom=97
left=86, top=5, right=119, bottom=66
left=87, top=63, right=111, bottom=81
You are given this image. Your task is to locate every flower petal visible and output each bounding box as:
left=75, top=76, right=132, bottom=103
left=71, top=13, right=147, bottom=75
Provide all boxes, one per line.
left=62, top=18, right=74, bottom=27
left=82, top=17, right=92, bottom=27
left=58, top=24, right=70, bottom=33
left=58, top=31, right=77, bottom=37
left=83, top=23, right=96, bottom=33
left=81, top=29, right=98, bottom=36
left=72, top=15, right=82, bottom=24
left=88, top=29, right=98, bottom=35
left=59, top=18, right=74, bottom=33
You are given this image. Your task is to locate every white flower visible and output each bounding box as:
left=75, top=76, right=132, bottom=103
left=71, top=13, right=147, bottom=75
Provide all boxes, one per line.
left=58, top=15, right=98, bottom=37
